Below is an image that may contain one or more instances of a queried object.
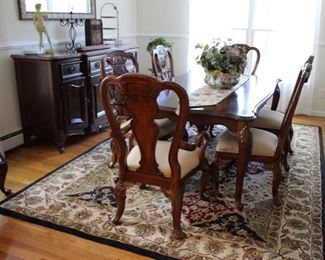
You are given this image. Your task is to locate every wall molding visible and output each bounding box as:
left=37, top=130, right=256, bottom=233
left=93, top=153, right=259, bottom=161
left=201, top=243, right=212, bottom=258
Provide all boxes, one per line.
left=311, top=110, right=325, bottom=117
left=0, top=34, right=138, bottom=51
left=137, top=33, right=189, bottom=40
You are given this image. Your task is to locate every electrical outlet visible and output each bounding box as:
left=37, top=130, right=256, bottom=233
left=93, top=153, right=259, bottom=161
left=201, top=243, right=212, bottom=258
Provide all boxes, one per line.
left=319, top=89, right=325, bottom=98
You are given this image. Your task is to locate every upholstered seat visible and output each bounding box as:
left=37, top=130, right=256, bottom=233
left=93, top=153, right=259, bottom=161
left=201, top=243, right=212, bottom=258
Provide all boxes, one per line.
left=100, top=73, right=210, bottom=239
left=252, top=108, right=284, bottom=130
left=127, top=140, right=202, bottom=178
left=217, top=128, right=278, bottom=157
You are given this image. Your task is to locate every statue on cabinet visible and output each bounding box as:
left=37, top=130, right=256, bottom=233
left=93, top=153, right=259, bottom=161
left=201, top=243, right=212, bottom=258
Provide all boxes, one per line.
left=33, top=3, right=53, bottom=54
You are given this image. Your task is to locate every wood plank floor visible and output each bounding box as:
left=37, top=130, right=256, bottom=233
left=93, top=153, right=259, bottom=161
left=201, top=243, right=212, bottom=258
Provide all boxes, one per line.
left=0, top=115, right=324, bottom=259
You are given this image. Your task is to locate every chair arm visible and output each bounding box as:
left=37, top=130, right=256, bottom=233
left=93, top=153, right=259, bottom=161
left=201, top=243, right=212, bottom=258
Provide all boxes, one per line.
left=179, top=131, right=209, bottom=151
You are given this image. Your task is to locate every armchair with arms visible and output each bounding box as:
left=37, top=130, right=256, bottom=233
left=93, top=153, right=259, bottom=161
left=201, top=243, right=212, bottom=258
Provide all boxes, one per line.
left=100, top=73, right=210, bottom=239
left=100, top=51, right=177, bottom=167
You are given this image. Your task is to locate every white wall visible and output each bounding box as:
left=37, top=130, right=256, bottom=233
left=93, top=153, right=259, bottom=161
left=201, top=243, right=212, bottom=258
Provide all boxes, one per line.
left=136, top=0, right=189, bottom=75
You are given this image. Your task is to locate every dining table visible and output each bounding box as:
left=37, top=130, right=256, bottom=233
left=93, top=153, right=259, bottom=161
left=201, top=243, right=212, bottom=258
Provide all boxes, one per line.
left=158, top=71, right=275, bottom=209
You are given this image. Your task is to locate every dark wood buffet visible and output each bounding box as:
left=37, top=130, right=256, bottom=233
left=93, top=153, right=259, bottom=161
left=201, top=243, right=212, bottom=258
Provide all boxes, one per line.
left=11, top=45, right=138, bottom=153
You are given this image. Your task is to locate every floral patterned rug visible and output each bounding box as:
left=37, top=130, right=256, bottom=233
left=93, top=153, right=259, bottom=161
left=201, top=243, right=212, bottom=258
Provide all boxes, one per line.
left=0, top=125, right=323, bottom=259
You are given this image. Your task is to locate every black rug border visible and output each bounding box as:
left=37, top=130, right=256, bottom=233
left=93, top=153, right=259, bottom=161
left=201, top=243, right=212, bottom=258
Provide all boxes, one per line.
left=0, top=137, right=177, bottom=260
left=0, top=124, right=324, bottom=260
left=319, top=126, right=325, bottom=260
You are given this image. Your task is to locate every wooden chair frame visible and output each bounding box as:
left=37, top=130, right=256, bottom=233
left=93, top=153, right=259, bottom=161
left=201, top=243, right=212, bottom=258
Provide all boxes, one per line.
left=151, top=45, right=175, bottom=81
left=100, top=73, right=210, bottom=239
left=232, top=43, right=261, bottom=75
left=253, top=56, right=314, bottom=169
left=213, top=62, right=312, bottom=208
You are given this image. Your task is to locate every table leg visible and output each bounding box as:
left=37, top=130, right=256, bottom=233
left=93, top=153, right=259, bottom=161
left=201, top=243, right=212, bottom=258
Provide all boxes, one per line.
left=234, top=124, right=250, bottom=210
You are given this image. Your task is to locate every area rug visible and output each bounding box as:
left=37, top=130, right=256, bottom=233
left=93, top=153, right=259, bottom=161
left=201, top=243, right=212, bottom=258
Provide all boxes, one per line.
left=0, top=125, right=323, bottom=259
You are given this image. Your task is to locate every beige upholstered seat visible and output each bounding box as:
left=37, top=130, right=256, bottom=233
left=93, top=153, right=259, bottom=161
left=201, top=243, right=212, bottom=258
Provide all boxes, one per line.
left=212, top=61, right=313, bottom=207
left=100, top=73, right=210, bottom=239
left=217, top=128, right=278, bottom=157
left=127, top=140, right=201, bottom=178
left=252, top=108, right=284, bottom=130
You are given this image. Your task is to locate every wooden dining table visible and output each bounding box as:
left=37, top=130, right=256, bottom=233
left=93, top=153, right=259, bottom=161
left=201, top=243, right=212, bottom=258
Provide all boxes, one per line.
left=158, top=71, right=275, bottom=209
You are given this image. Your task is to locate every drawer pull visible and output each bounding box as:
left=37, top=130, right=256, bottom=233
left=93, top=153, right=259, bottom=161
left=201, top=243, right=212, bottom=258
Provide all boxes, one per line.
left=94, top=62, right=101, bottom=68
left=68, top=66, right=76, bottom=73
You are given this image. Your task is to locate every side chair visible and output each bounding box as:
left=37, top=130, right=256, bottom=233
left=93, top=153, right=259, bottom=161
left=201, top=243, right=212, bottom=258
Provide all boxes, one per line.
left=212, top=62, right=312, bottom=208
left=232, top=43, right=261, bottom=75
left=251, top=55, right=314, bottom=170
left=100, top=51, right=177, bottom=168
left=100, top=73, right=210, bottom=239
left=151, top=45, right=175, bottom=81
left=208, top=43, right=261, bottom=136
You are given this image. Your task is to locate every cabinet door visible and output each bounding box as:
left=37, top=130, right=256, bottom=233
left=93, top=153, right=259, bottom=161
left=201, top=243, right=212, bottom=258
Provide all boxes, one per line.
left=61, top=78, right=89, bottom=133
left=89, top=74, right=109, bottom=132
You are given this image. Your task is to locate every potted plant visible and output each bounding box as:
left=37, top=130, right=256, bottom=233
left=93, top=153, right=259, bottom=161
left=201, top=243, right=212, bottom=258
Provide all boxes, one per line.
left=195, top=39, right=247, bottom=88
left=146, top=37, right=173, bottom=54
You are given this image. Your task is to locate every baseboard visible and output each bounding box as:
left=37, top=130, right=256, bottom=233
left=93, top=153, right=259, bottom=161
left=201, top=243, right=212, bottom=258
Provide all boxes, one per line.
left=311, top=110, right=325, bottom=117
left=1, top=133, right=24, bottom=152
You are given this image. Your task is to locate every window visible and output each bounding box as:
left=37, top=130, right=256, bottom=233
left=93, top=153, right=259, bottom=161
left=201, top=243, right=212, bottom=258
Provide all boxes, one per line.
left=189, top=0, right=319, bottom=82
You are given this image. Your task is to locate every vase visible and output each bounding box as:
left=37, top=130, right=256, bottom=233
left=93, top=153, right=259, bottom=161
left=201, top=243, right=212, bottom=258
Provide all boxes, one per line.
left=204, top=71, right=240, bottom=89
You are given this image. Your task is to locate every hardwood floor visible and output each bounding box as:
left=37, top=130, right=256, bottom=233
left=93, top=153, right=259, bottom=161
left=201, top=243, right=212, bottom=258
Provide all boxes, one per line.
left=0, top=115, right=324, bottom=259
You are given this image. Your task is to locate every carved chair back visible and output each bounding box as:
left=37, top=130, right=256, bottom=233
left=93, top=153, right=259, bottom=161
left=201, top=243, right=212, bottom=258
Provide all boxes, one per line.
left=100, top=50, right=139, bottom=78
left=232, top=43, right=261, bottom=75
left=273, top=62, right=312, bottom=159
left=101, top=73, right=188, bottom=180
left=100, top=73, right=210, bottom=239
left=100, top=50, right=139, bottom=118
left=271, top=55, right=314, bottom=110
left=151, top=45, right=174, bottom=81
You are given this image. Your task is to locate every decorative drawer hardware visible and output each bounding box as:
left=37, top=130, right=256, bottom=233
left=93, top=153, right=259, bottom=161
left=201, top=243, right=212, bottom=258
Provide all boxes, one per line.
left=61, top=62, right=83, bottom=79
left=89, top=59, right=110, bottom=74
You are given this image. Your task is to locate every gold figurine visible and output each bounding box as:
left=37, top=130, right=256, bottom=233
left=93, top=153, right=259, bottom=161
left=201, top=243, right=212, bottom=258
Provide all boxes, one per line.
left=34, top=3, right=53, bottom=54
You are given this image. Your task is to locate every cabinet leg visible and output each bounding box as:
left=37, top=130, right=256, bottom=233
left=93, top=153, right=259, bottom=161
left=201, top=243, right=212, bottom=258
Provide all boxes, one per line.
left=55, top=133, right=66, bottom=154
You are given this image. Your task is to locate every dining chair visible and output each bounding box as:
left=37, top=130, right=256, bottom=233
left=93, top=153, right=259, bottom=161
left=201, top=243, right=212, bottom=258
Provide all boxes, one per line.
left=251, top=55, right=314, bottom=170
left=151, top=45, right=175, bottom=81
left=100, top=73, right=210, bottom=239
left=212, top=62, right=312, bottom=208
left=100, top=51, right=177, bottom=168
left=232, top=43, right=261, bottom=75
left=206, top=43, right=261, bottom=136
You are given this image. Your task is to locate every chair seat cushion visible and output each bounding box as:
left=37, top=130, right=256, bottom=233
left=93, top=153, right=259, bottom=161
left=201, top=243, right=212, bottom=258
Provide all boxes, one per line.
left=216, top=128, right=278, bottom=157
left=252, top=108, right=284, bottom=130
left=127, top=140, right=201, bottom=178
